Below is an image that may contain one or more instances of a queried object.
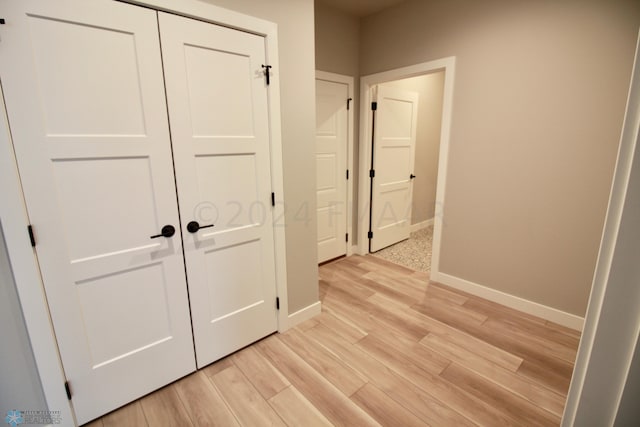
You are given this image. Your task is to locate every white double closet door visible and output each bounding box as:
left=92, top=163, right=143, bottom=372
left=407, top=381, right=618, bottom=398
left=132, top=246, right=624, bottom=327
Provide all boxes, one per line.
left=1, top=1, right=278, bottom=424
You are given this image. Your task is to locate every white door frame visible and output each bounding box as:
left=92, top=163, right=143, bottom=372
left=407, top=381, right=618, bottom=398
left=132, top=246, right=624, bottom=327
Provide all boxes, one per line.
left=357, top=57, right=456, bottom=280
left=315, top=70, right=355, bottom=258
left=0, top=1, right=288, bottom=424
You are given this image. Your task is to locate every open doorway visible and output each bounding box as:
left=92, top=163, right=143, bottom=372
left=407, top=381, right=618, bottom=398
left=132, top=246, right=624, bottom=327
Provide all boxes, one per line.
left=357, top=57, right=455, bottom=279
left=370, top=73, right=444, bottom=272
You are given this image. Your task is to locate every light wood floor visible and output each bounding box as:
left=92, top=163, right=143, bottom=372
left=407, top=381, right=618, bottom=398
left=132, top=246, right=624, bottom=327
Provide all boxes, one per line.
left=85, top=255, right=580, bottom=426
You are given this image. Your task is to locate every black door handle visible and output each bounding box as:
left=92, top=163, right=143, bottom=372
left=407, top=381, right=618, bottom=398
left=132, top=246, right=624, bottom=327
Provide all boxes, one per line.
left=150, top=225, right=175, bottom=239
left=410, top=174, right=416, bottom=179
left=187, top=221, right=215, bottom=233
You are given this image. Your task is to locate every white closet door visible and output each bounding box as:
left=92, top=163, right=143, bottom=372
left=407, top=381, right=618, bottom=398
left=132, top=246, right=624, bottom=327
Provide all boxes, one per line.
left=158, top=12, right=278, bottom=368
left=370, top=85, right=419, bottom=252
left=0, top=1, right=196, bottom=424
left=315, top=78, right=348, bottom=263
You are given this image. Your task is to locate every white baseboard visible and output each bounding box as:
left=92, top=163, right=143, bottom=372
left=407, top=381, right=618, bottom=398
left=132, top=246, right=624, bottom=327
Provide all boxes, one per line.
left=281, top=301, right=321, bottom=331
left=411, top=218, right=434, bottom=232
left=430, top=271, right=584, bottom=331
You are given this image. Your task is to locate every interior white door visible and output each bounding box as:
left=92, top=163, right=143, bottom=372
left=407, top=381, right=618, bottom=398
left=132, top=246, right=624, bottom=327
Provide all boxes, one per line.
left=0, top=1, right=196, bottom=424
left=315, top=78, right=349, bottom=263
left=158, top=12, right=279, bottom=368
left=370, top=85, right=419, bottom=252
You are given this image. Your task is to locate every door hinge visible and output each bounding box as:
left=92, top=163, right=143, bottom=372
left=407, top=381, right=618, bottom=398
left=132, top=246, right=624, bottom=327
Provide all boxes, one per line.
left=368, top=231, right=373, bottom=239
left=369, top=169, right=375, bottom=178
left=27, top=225, right=36, bottom=247
left=276, top=297, right=280, bottom=310
left=262, top=64, right=272, bottom=85
left=371, top=101, right=377, bottom=111
left=271, top=192, right=275, bottom=207
left=346, top=169, right=349, bottom=180
left=347, top=97, right=352, bottom=110
left=64, top=381, right=72, bottom=400
left=345, top=233, right=349, bottom=242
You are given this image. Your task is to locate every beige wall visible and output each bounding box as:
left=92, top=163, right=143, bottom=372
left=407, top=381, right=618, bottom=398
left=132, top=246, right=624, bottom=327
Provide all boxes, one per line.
left=203, top=0, right=318, bottom=313
left=315, top=1, right=360, bottom=77
left=382, top=72, right=445, bottom=225
left=361, top=0, right=640, bottom=316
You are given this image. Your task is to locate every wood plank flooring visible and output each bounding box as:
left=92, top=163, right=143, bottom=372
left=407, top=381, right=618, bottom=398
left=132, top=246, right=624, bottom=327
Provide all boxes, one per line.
left=85, top=255, right=580, bottom=426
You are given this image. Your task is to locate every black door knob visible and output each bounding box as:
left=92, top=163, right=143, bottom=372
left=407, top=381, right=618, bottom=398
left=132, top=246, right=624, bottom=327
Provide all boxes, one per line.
left=410, top=174, right=416, bottom=179
left=187, top=221, right=215, bottom=233
left=150, top=225, right=175, bottom=239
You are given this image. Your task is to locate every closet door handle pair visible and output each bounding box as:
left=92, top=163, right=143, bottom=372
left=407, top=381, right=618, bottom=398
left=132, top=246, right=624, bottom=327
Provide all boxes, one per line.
left=150, top=221, right=214, bottom=239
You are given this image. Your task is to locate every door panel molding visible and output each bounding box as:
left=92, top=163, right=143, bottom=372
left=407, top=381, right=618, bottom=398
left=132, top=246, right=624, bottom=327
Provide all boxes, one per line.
left=369, top=85, right=419, bottom=252
left=0, top=2, right=198, bottom=423
left=159, top=11, right=278, bottom=368
left=316, top=71, right=355, bottom=261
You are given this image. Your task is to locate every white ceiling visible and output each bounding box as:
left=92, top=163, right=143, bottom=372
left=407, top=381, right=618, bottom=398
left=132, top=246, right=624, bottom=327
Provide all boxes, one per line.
left=317, top=0, right=408, bottom=17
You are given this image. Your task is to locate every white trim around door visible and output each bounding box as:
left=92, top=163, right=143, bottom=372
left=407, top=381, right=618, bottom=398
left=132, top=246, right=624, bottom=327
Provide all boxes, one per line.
left=357, top=57, right=456, bottom=282
left=316, top=71, right=355, bottom=259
